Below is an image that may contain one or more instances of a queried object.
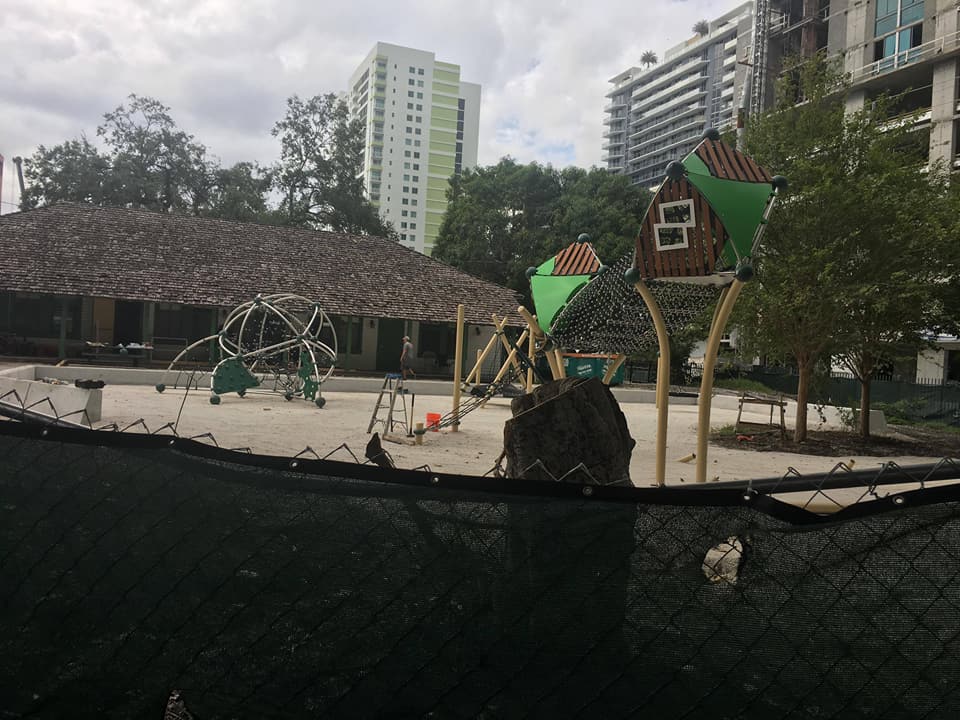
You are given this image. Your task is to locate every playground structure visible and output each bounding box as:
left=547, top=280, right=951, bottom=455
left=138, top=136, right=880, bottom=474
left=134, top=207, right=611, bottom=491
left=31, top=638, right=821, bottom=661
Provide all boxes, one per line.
left=624, top=129, right=785, bottom=485
left=155, top=293, right=337, bottom=407
left=476, top=129, right=783, bottom=487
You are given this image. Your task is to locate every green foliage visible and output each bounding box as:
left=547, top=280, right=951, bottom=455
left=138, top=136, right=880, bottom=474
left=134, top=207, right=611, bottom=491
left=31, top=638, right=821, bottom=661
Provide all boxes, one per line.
left=873, top=398, right=927, bottom=424
left=21, top=136, right=113, bottom=209
left=693, top=20, right=709, bottom=36
left=207, top=162, right=272, bottom=223
left=433, top=158, right=648, bottom=297
left=738, top=53, right=960, bottom=439
left=640, top=51, right=658, bottom=68
left=272, top=93, right=394, bottom=237
left=21, top=95, right=272, bottom=221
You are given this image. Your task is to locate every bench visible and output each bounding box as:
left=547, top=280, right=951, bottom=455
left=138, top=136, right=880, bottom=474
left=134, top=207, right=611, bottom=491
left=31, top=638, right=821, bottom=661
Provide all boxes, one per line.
left=735, top=392, right=787, bottom=439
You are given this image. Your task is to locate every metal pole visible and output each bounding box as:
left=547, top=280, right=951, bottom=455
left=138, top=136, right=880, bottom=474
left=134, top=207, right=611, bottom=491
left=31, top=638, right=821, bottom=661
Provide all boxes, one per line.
left=451, top=304, right=465, bottom=432
left=602, top=354, right=627, bottom=385
left=696, top=280, right=744, bottom=482
left=526, top=328, right=536, bottom=391
left=633, top=280, right=670, bottom=487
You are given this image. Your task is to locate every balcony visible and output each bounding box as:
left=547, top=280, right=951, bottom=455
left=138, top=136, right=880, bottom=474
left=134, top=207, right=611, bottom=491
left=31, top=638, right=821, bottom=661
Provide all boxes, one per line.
left=631, top=57, right=707, bottom=101
left=848, top=30, right=960, bottom=85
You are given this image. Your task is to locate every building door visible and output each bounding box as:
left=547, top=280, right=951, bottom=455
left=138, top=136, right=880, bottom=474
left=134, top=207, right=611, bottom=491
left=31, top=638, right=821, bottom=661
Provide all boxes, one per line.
left=376, top=319, right=405, bottom=372
left=114, top=300, right=143, bottom=344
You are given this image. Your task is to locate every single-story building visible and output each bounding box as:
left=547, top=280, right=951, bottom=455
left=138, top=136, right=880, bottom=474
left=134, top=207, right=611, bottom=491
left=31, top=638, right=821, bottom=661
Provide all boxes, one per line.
left=0, top=203, right=522, bottom=376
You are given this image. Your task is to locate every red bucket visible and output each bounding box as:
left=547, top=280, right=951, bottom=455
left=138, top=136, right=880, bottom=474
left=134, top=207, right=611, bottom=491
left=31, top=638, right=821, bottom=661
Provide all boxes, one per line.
left=426, top=413, right=441, bottom=431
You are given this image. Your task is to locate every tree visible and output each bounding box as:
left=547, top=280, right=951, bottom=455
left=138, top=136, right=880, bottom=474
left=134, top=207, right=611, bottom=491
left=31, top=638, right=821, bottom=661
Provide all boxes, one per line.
left=693, top=20, right=710, bottom=36
left=640, top=51, right=658, bottom=68
left=20, top=136, right=114, bottom=209
left=97, top=94, right=210, bottom=213
left=740, top=54, right=960, bottom=440
left=21, top=94, right=214, bottom=215
left=206, top=162, right=272, bottom=222
left=433, top=159, right=648, bottom=297
left=272, top=93, right=393, bottom=237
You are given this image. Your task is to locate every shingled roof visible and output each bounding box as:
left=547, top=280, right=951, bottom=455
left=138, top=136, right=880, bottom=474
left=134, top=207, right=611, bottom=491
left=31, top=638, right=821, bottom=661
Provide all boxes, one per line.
left=0, top=203, right=522, bottom=326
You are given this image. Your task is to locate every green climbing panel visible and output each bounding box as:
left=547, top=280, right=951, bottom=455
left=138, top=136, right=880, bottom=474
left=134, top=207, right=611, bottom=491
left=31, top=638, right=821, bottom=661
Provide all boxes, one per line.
left=298, top=359, right=319, bottom=401
left=212, top=357, right=261, bottom=396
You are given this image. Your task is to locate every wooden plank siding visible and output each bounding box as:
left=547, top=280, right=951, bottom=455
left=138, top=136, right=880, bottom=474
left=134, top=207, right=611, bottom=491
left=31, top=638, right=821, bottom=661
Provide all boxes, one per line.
left=635, top=178, right=728, bottom=281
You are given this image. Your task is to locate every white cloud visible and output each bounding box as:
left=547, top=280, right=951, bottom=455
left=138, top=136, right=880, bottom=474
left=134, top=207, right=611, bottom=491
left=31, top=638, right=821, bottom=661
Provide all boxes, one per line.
left=0, top=0, right=730, bottom=212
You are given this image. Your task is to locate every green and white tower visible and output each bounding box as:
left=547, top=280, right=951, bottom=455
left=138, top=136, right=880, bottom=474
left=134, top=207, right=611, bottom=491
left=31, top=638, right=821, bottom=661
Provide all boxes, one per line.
left=349, top=42, right=481, bottom=256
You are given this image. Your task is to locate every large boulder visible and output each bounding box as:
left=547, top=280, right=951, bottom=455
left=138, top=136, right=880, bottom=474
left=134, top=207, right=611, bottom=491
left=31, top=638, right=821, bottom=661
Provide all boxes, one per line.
left=503, top=377, right=635, bottom=485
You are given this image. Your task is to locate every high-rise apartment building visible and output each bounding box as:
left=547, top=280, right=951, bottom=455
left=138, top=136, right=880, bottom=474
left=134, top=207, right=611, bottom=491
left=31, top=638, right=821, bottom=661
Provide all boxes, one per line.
left=349, top=43, right=481, bottom=255
left=607, top=0, right=959, bottom=189
left=603, top=3, right=755, bottom=188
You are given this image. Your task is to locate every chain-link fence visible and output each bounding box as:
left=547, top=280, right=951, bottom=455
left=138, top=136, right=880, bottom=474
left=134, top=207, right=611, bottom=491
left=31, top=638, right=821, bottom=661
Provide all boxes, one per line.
left=2, top=421, right=960, bottom=718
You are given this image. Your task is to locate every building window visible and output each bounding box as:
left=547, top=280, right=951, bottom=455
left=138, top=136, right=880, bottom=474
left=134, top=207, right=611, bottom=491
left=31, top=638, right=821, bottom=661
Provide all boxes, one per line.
left=331, top=316, right=363, bottom=355
left=410, top=223, right=417, bottom=229
left=416, top=104, right=423, bottom=111
left=416, top=92, right=423, bottom=99
left=402, top=198, right=409, bottom=205
left=402, top=210, right=408, bottom=216
left=401, top=222, right=408, bottom=228
left=417, top=80, right=424, bottom=87
left=412, top=175, right=419, bottom=182
left=411, top=187, right=418, bottom=194
left=414, top=128, right=421, bottom=135
left=410, top=211, right=417, bottom=218
left=414, top=140, right=421, bottom=146
left=404, top=150, right=411, bottom=157
left=403, top=186, right=409, bottom=192
left=408, top=79, right=415, bottom=85
left=413, top=152, right=420, bottom=159
left=408, top=91, right=414, bottom=97
left=874, top=0, right=924, bottom=69
left=413, top=163, right=419, bottom=170
left=409, top=66, right=416, bottom=73
left=418, top=68, right=424, bottom=75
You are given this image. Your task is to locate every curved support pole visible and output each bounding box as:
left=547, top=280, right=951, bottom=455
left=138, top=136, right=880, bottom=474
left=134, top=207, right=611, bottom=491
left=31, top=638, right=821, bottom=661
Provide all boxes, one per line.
left=602, top=354, right=627, bottom=386
left=695, top=280, right=744, bottom=483
left=633, top=280, right=670, bottom=487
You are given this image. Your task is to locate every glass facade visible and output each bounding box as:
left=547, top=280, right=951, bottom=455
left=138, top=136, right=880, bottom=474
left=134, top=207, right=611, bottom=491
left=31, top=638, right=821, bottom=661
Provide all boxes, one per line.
left=875, top=0, right=924, bottom=70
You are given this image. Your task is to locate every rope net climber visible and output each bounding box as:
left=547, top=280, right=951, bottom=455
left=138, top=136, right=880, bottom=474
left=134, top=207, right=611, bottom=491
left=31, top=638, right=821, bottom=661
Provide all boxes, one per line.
left=550, top=254, right=722, bottom=354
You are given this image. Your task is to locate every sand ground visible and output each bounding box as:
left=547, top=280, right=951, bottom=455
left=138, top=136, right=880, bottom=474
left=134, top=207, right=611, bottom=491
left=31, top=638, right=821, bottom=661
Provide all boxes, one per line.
left=98, top=382, right=943, bottom=492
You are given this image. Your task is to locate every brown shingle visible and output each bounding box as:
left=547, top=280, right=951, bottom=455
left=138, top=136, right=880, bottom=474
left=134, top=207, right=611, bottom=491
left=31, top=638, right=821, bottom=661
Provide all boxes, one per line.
left=0, top=204, right=523, bottom=326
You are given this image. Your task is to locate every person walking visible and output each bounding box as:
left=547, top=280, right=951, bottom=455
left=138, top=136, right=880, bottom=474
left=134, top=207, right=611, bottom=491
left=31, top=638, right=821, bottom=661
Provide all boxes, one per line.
left=400, top=335, right=416, bottom=380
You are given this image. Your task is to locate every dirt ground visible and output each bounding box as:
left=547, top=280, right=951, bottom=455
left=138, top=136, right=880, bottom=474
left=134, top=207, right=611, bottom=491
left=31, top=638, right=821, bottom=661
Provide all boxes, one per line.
left=713, top=421, right=959, bottom=458
left=94, top=383, right=954, bottom=489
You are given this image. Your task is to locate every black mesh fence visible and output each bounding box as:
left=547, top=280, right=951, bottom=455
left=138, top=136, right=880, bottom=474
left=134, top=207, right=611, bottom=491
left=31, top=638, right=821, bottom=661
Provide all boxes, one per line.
left=2, top=421, right=960, bottom=718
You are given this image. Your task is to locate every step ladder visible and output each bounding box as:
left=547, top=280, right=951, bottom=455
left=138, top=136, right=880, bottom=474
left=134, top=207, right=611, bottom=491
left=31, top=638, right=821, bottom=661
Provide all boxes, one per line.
left=366, top=373, right=413, bottom=436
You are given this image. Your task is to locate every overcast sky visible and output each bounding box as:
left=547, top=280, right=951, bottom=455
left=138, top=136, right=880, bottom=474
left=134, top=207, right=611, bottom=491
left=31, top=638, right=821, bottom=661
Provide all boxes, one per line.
left=1, top=0, right=735, bottom=213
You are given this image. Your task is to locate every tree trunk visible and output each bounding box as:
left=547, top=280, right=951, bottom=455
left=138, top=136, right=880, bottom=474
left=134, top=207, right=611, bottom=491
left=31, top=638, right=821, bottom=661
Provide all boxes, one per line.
left=859, top=376, right=872, bottom=438
left=794, top=359, right=813, bottom=443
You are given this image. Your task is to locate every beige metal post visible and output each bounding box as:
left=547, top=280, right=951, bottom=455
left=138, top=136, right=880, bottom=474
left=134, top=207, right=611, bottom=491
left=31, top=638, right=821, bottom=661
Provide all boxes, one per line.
left=553, top=349, right=566, bottom=378
left=479, top=329, right=529, bottom=407
left=464, top=332, right=499, bottom=386
left=526, top=329, right=536, bottom=392
left=452, top=304, right=465, bottom=432
left=695, top=280, right=744, bottom=482
left=491, top=314, right=524, bottom=375
left=633, top=280, right=670, bottom=487
left=602, top=354, right=627, bottom=385
left=517, top=306, right=562, bottom=380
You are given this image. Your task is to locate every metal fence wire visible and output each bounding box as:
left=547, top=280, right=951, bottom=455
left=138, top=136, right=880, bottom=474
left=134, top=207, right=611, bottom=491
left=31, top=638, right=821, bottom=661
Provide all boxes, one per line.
left=2, top=423, right=960, bottom=719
